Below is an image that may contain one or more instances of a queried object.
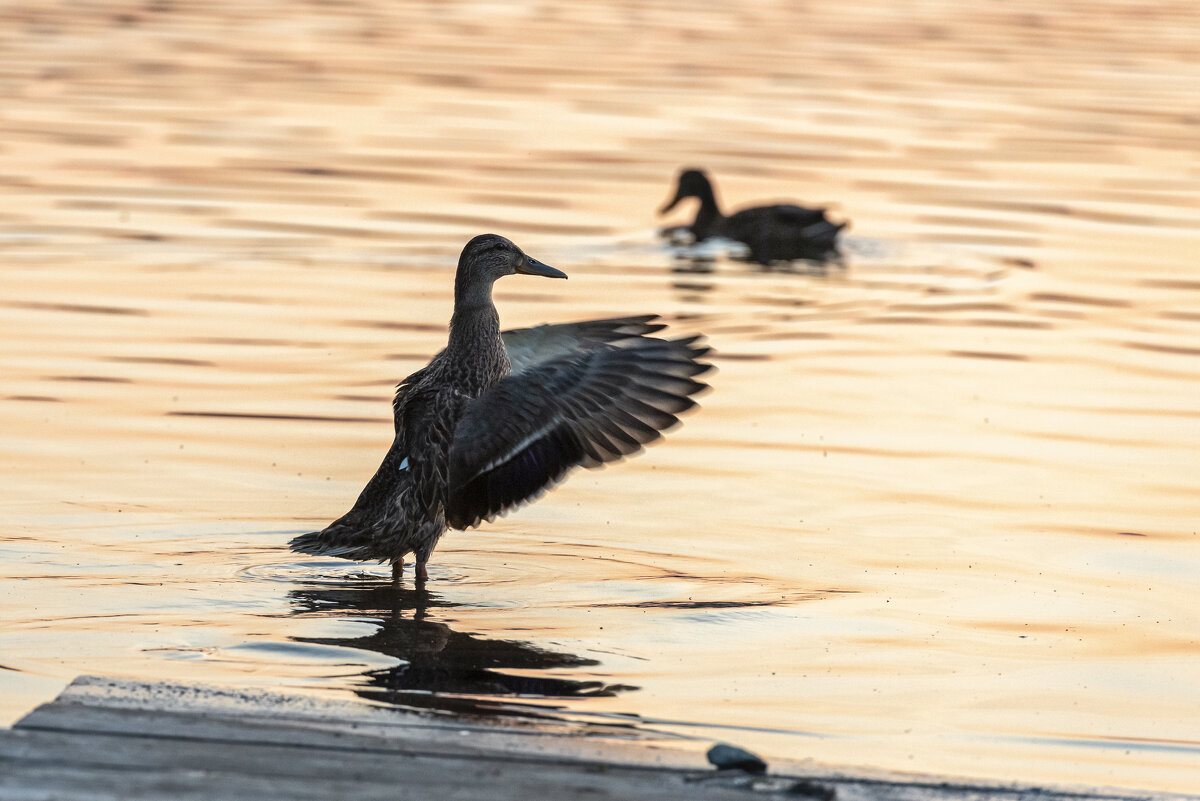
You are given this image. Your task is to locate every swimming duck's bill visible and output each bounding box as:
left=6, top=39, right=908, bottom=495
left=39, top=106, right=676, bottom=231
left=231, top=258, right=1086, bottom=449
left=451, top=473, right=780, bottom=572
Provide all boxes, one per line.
left=517, top=255, right=567, bottom=279
left=658, top=192, right=684, bottom=215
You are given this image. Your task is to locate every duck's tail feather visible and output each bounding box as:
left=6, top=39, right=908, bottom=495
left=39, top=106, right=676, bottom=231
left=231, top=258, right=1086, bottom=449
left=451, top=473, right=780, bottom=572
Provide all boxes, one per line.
left=289, top=515, right=378, bottom=561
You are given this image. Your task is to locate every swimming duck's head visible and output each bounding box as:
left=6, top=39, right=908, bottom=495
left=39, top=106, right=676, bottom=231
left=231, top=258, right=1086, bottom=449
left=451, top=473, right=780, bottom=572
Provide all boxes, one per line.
left=659, top=168, right=714, bottom=215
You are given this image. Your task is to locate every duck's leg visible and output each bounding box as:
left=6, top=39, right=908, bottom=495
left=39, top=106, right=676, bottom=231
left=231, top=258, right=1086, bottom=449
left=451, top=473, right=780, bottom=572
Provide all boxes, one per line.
left=413, top=537, right=434, bottom=584
left=391, top=560, right=403, bottom=587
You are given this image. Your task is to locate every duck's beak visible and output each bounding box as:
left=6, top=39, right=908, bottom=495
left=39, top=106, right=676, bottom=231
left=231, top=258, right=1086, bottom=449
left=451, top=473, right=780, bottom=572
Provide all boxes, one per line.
left=517, top=255, right=567, bottom=279
left=659, top=190, right=684, bottom=216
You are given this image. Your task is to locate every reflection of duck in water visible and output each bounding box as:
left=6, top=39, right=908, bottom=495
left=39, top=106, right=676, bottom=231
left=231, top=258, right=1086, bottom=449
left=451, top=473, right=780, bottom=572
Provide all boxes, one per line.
left=659, top=168, right=847, bottom=264
left=291, top=235, right=712, bottom=584
left=289, top=581, right=634, bottom=714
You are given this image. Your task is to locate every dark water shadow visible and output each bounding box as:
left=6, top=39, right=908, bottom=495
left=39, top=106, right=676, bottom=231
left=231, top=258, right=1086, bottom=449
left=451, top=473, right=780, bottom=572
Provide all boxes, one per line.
left=668, top=245, right=847, bottom=278
left=287, top=580, right=637, bottom=718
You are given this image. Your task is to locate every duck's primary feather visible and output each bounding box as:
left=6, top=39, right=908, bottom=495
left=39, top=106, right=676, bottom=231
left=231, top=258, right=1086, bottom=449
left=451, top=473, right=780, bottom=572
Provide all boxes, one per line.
left=289, top=236, right=711, bottom=582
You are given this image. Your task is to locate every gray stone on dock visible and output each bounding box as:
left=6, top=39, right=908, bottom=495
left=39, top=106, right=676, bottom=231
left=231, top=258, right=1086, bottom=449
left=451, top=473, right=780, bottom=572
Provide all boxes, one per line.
left=0, top=676, right=1191, bottom=801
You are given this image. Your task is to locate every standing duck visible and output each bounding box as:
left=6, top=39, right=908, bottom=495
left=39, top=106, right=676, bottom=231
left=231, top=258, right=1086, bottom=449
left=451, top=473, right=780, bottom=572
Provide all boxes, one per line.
left=659, top=168, right=847, bottom=264
left=290, top=234, right=711, bottom=585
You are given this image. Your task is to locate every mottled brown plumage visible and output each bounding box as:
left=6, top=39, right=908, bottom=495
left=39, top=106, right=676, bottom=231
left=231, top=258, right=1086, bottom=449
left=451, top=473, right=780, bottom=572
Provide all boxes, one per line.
left=290, top=234, right=711, bottom=584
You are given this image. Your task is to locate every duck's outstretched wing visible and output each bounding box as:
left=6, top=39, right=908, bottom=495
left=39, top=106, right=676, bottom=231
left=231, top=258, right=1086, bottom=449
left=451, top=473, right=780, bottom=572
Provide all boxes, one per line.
left=501, top=316, right=667, bottom=374
left=445, top=330, right=712, bottom=529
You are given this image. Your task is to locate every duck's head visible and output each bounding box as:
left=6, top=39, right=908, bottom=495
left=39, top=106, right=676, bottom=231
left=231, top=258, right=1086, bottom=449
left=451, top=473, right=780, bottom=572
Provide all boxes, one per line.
left=456, top=234, right=567, bottom=292
left=659, top=168, right=715, bottom=215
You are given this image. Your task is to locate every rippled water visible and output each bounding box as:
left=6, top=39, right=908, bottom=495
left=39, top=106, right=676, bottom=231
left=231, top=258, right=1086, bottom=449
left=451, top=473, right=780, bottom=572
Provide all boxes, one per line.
left=2, top=0, right=1199, bottom=793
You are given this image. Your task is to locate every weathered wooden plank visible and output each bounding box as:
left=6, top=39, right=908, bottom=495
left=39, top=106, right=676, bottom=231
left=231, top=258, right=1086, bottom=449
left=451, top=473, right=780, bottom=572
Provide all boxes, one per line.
left=1, top=720, right=1175, bottom=801
left=0, top=727, right=791, bottom=801
left=17, top=675, right=696, bottom=772
left=16, top=702, right=495, bottom=761
left=2, top=677, right=1188, bottom=801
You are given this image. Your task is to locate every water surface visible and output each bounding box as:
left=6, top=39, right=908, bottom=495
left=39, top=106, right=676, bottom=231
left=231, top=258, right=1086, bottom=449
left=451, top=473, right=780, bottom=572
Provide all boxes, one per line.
left=2, top=1, right=1199, bottom=793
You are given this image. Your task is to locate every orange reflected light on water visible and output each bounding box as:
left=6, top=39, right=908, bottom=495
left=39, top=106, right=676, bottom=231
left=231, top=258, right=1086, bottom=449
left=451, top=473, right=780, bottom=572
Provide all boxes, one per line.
left=2, top=0, right=1200, bottom=793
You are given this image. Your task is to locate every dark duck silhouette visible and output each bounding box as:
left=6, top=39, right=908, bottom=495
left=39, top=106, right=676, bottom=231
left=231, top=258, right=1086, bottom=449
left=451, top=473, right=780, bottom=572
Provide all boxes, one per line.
left=290, top=234, right=712, bottom=585
left=658, top=168, right=847, bottom=264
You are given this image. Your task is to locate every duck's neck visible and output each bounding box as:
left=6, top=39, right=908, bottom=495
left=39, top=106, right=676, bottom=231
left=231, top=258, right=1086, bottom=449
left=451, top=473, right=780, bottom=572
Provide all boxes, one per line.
left=690, top=186, right=723, bottom=238
left=447, top=277, right=503, bottom=367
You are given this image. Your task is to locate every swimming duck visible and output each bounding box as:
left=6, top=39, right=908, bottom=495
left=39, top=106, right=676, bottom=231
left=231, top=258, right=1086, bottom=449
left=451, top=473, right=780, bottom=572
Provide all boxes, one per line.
left=290, top=234, right=712, bottom=584
left=659, top=168, right=847, bottom=264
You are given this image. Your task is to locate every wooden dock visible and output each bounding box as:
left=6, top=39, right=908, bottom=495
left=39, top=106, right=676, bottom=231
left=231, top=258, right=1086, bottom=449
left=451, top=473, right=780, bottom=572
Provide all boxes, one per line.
left=0, top=676, right=1188, bottom=800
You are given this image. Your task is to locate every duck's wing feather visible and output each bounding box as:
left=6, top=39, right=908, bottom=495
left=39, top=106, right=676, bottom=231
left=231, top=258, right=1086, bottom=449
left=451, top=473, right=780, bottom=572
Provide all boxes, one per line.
left=445, top=333, right=712, bottom=529
left=766, top=204, right=831, bottom=226
left=288, top=435, right=411, bottom=558
left=391, top=365, right=430, bottom=430
left=501, top=316, right=667, bottom=375
left=291, top=368, right=433, bottom=561
left=723, top=203, right=829, bottom=235
left=722, top=204, right=847, bottom=263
